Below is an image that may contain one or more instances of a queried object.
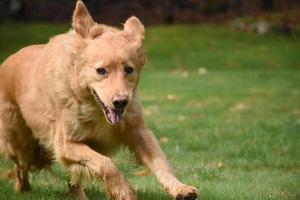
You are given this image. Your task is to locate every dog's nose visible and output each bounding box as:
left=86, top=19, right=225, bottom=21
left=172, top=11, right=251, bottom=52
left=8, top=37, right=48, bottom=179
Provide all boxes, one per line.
left=112, top=96, right=128, bottom=109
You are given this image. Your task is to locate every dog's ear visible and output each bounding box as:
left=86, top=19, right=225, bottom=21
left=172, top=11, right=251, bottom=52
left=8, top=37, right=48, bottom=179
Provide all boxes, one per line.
left=72, top=0, right=95, bottom=38
left=124, top=16, right=145, bottom=44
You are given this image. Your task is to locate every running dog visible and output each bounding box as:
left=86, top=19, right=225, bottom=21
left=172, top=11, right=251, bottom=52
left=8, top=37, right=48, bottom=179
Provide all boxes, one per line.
left=0, top=1, right=198, bottom=199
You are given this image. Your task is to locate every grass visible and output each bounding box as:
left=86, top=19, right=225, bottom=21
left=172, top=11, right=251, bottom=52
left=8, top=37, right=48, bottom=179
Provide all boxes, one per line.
left=0, top=23, right=300, bottom=200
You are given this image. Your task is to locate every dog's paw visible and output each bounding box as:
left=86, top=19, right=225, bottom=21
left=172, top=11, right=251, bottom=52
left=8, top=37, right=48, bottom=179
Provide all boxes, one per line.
left=110, top=184, right=137, bottom=200
left=174, top=185, right=198, bottom=200
left=15, top=180, right=31, bottom=193
left=68, top=182, right=88, bottom=200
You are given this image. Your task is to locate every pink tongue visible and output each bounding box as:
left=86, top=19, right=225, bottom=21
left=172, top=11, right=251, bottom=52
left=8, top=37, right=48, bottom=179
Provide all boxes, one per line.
left=107, top=107, right=122, bottom=124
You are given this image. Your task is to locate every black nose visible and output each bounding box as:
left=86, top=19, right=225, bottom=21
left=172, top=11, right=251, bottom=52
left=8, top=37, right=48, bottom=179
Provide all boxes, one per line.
left=112, top=96, right=128, bottom=109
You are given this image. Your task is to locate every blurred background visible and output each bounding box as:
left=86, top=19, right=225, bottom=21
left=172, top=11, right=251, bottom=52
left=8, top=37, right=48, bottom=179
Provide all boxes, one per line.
left=0, top=0, right=300, bottom=34
left=0, top=1, right=300, bottom=200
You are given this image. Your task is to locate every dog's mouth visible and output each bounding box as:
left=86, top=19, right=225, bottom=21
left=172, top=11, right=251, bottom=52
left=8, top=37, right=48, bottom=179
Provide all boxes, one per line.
left=90, top=89, right=124, bottom=125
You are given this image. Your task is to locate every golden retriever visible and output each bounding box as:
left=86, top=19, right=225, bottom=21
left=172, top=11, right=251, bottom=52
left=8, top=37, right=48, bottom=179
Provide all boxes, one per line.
left=0, top=1, right=198, bottom=199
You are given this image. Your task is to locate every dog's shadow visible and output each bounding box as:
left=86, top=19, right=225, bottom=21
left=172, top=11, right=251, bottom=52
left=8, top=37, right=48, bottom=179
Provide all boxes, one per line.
left=85, top=188, right=171, bottom=200
left=0, top=181, right=171, bottom=200
left=0, top=164, right=171, bottom=200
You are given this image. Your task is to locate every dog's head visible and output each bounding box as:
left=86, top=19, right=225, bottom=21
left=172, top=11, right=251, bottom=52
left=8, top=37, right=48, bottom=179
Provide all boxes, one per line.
left=70, top=1, right=146, bottom=125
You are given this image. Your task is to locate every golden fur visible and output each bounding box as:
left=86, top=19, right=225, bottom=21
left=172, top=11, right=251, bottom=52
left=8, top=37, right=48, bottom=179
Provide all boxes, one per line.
left=0, top=1, right=198, bottom=199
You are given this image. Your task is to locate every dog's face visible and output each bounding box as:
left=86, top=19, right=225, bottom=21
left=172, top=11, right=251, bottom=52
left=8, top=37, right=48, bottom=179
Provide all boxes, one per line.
left=71, top=1, right=146, bottom=124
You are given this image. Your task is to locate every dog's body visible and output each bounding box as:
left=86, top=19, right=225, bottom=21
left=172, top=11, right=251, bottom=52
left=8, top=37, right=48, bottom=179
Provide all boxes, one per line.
left=0, top=1, right=198, bottom=200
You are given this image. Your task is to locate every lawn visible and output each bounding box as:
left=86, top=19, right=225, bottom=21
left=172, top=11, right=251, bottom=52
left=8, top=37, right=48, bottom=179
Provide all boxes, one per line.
left=0, top=23, right=300, bottom=200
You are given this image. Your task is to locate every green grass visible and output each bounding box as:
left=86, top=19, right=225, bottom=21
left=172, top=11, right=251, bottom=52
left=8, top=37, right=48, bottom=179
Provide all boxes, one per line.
left=0, top=23, right=300, bottom=200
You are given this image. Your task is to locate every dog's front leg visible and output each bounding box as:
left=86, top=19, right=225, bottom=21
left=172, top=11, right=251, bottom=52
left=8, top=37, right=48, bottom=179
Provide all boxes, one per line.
left=125, top=126, right=198, bottom=200
left=54, top=128, right=136, bottom=200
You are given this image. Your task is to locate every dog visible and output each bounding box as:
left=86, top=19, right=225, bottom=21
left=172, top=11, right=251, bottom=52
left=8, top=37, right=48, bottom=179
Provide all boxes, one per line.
left=0, top=1, right=198, bottom=199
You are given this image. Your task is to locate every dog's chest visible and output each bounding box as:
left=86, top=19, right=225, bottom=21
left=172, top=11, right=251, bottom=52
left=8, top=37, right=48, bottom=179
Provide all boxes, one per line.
left=76, top=103, right=121, bottom=152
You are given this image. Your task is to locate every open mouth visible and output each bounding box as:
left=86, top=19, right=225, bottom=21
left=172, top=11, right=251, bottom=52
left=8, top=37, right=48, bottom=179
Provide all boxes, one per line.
left=90, top=89, right=124, bottom=125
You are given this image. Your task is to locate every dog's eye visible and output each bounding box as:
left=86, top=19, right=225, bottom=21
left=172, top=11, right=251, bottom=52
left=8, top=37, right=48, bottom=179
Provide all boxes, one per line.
left=96, top=67, right=107, bottom=75
left=124, top=65, right=134, bottom=74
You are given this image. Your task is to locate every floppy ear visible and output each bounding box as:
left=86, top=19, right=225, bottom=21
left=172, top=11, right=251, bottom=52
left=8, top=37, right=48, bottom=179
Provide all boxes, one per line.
left=72, top=0, right=95, bottom=38
left=124, top=16, right=145, bottom=44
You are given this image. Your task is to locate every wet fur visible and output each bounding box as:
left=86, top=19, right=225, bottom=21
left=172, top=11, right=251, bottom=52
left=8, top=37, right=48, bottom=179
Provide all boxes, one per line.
left=0, top=1, right=198, bottom=199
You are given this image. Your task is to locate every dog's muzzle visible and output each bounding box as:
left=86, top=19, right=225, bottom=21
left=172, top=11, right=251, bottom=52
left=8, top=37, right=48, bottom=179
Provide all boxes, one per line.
left=90, top=88, right=125, bottom=125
